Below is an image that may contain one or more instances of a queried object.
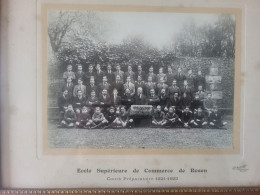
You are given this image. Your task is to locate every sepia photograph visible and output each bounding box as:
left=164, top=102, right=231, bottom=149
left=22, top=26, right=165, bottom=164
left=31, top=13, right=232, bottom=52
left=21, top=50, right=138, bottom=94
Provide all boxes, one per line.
left=46, top=9, right=237, bottom=150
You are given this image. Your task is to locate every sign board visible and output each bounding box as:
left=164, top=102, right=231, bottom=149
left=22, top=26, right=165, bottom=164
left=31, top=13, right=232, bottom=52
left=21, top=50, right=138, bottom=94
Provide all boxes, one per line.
left=129, top=105, right=153, bottom=116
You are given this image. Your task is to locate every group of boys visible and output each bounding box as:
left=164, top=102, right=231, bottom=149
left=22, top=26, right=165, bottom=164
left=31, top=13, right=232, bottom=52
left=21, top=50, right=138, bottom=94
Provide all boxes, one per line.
left=58, top=63, right=227, bottom=129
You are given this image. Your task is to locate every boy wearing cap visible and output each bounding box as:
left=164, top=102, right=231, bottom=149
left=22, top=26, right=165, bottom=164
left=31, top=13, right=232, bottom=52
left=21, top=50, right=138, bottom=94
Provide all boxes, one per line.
left=60, top=104, right=77, bottom=128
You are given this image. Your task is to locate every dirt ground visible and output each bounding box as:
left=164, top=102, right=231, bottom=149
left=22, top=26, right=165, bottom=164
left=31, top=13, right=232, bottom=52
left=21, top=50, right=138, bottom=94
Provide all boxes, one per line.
left=48, top=115, right=233, bottom=149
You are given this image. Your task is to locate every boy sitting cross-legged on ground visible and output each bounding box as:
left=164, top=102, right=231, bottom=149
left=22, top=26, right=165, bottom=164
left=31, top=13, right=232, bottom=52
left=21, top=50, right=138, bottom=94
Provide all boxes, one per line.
left=181, top=106, right=193, bottom=129
left=151, top=105, right=166, bottom=127
left=103, top=106, right=117, bottom=129
left=190, top=107, right=208, bottom=128
left=208, top=106, right=227, bottom=129
left=164, top=106, right=182, bottom=128
left=91, top=107, right=108, bottom=129
left=75, top=106, right=94, bottom=129
left=119, top=106, right=134, bottom=128
left=60, top=104, right=77, bottom=128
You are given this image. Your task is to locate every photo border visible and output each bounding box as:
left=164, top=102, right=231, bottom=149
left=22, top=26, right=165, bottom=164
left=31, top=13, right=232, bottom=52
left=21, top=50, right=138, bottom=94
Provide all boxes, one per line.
left=40, top=4, right=242, bottom=155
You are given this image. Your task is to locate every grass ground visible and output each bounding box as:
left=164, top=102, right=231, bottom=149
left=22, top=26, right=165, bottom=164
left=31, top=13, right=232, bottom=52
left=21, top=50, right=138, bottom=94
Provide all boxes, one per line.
left=48, top=115, right=233, bottom=149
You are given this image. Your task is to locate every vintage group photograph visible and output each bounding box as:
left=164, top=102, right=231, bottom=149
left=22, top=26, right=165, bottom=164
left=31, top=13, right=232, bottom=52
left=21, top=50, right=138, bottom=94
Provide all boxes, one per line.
left=46, top=9, right=237, bottom=149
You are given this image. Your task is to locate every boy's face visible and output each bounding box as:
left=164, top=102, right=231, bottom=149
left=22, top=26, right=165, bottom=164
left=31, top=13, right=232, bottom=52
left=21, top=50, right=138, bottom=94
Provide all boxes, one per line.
left=151, top=90, right=155, bottom=96
left=109, top=108, right=115, bottom=114
left=168, top=67, right=172, bottom=73
left=96, top=64, right=101, bottom=70
left=67, top=65, right=72, bottom=71
left=116, top=66, right=120, bottom=71
left=103, top=77, right=107, bottom=83
left=63, top=90, right=68, bottom=96
left=160, top=78, right=164, bottom=84
left=107, top=65, right=111, bottom=70
left=96, top=108, right=101, bottom=114
left=78, top=79, right=83, bottom=85
left=91, top=92, right=95, bottom=97
left=138, top=66, right=142, bottom=71
left=156, top=106, right=161, bottom=112
left=137, top=76, right=142, bottom=81
left=213, top=108, right=218, bottom=113
left=184, top=108, right=189, bottom=112
left=149, top=67, right=153, bottom=73
left=126, top=77, right=131, bottom=83
left=137, top=88, right=142, bottom=94
left=82, top=107, right=88, bottom=113
left=184, top=80, right=188, bottom=86
left=169, top=107, right=173, bottom=113
left=90, top=79, right=94, bottom=85
left=78, top=91, right=83, bottom=97
left=161, top=89, right=166, bottom=94
left=198, top=108, right=202, bottom=113
left=78, top=66, right=82, bottom=71
left=198, top=85, right=203, bottom=91
left=159, top=68, right=163, bottom=74
left=68, top=105, right=73, bottom=111
left=102, top=90, right=107, bottom=96
left=116, top=75, right=120, bottom=81
left=125, top=89, right=130, bottom=95
left=207, top=94, right=212, bottom=99
left=198, top=70, right=202, bottom=75
left=172, top=81, right=177, bottom=86
left=128, top=66, right=132, bottom=72
left=121, top=107, right=125, bottom=113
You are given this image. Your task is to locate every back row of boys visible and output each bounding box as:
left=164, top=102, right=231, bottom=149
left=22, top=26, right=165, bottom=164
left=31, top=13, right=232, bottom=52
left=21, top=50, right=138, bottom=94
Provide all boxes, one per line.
left=61, top=63, right=207, bottom=99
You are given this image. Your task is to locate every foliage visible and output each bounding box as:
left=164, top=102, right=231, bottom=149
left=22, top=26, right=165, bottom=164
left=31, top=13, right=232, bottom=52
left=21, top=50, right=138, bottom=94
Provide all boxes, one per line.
left=172, top=14, right=236, bottom=58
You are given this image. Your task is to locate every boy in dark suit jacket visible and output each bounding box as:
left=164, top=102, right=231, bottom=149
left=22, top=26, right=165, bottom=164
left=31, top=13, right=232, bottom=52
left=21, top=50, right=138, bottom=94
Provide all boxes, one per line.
left=208, top=106, right=227, bottom=129
left=181, top=106, right=193, bottom=128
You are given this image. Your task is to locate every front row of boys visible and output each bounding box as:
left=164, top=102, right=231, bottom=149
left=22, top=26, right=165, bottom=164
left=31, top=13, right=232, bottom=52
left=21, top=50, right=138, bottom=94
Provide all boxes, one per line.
left=60, top=103, right=227, bottom=129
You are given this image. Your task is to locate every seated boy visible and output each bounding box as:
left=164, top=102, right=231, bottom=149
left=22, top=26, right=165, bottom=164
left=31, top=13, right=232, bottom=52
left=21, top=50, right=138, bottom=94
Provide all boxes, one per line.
left=191, top=107, right=208, bottom=128
left=151, top=105, right=166, bottom=127
left=181, top=106, right=193, bottom=128
left=119, top=106, right=134, bottom=128
left=75, top=106, right=94, bottom=128
left=60, top=104, right=77, bottom=128
left=91, top=107, right=108, bottom=129
left=164, top=106, right=181, bottom=128
left=208, top=106, right=227, bottom=129
left=103, top=106, right=118, bottom=129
